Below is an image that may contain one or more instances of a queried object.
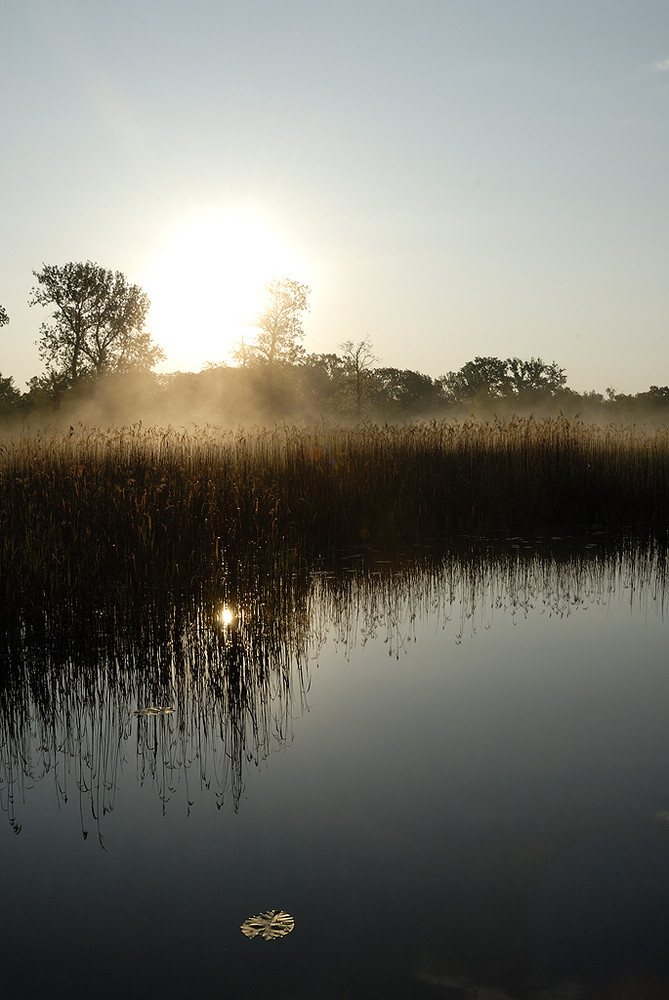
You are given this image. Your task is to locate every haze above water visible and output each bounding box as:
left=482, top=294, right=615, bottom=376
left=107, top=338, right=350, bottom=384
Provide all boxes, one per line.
left=2, top=537, right=669, bottom=999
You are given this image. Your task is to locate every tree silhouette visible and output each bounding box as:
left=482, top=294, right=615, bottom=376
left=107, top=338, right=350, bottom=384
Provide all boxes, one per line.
left=441, top=356, right=511, bottom=403
left=441, top=356, right=566, bottom=406
left=341, top=337, right=378, bottom=419
left=0, top=304, right=8, bottom=327
left=373, top=367, right=443, bottom=417
left=0, top=372, right=20, bottom=413
left=246, top=278, right=310, bottom=366
left=507, top=357, right=566, bottom=397
left=30, top=262, right=164, bottom=383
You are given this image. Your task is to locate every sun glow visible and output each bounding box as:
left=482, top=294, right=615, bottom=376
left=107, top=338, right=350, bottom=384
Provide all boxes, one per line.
left=218, top=605, right=235, bottom=627
left=146, top=212, right=305, bottom=373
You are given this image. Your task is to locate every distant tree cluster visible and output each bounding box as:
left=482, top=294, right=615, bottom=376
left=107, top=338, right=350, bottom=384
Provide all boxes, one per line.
left=2, top=260, right=669, bottom=425
left=439, top=355, right=568, bottom=407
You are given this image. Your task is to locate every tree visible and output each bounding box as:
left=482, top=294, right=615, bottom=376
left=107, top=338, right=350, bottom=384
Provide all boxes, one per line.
left=0, top=305, right=8, bottom=327
left=0, top=372, right=21, bottom=415
left=29, top=261, right=164, bottom=383
left=441, top=356, right=511, bottom=404
left=507, top=357, right=566, bottom=397
left=301, top=352, right=349, bottom=415
left=441, top=356, right=567, bottom=406
left=246, top=278, right=310, bottom=366
left=23, top=371, right=70, bottom=409
left=373, top=367, right=443, bottom=417
left=304, top=351, right=348, bottom=383
left=340, top=337, right=378, bottom=419
left=230, top=332, right=253, bottom=368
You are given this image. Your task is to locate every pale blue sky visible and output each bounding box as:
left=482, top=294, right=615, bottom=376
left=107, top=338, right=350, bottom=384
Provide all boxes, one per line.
left=1, top=0, right=668, bottom=392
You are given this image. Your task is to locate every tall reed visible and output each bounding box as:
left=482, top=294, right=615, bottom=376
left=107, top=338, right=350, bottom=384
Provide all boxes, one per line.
left=2, top=417, right=668, bottom=605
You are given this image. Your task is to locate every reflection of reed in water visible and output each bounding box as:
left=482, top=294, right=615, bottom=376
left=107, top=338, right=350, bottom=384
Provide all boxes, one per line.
left=0, top=579, right=314, bottom=843
left=0, top=534, right=667, bottom=841
left=147, top=588, right=313, bottom=815
left=314, top=532, right=669, bottom=650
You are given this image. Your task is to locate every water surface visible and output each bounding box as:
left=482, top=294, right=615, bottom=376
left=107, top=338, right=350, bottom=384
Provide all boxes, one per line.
left=2, top=537, right=669, bottom=999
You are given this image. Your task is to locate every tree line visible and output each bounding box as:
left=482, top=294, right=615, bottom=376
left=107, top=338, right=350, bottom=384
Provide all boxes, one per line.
left=1, top=260, right=668, bottom=424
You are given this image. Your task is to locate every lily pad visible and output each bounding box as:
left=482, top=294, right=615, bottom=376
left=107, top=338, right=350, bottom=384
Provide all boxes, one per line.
left=240, top=910, right=295, bottom=940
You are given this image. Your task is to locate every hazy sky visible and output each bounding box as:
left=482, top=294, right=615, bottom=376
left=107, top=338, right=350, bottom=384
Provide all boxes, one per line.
left=2, top=0, right=668, bottom=393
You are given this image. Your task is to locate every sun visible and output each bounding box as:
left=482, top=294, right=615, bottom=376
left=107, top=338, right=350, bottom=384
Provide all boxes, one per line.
left=145, top=212, right=305, bottom=373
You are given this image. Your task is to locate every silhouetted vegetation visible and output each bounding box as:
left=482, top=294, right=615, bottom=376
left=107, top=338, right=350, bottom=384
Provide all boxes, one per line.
left=2, top=419, right=669, bottom=621
left=2, top=352, right=669, bottom=428
left=29, top=261, right=164, bottom=384
left=232, top=277, right=310, bottom=367
left=1, top=260, right=668, bottom=425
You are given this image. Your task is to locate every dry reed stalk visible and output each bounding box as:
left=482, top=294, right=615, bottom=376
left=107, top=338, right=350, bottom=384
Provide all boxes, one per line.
left=1, top=418, right=668, bottom=605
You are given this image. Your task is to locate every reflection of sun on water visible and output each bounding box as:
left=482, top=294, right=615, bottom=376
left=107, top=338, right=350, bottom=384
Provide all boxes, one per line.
left=146, top=212, right=305, bottom=373
left=218, top=604, right=235, bottom=628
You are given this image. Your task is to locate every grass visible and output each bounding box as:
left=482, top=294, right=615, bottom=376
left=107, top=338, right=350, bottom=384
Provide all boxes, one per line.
left=1, top=416, right=669, bottom=607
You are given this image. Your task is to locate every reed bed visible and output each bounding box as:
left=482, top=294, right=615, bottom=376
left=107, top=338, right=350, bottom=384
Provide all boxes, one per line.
left=2, top=416, right=669, bottom=604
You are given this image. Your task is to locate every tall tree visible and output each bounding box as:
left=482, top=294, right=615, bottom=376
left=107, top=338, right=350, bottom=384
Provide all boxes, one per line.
left=29, top=262, right=164, bottom=383
left=248, top=278, right=310, bottom=366
left=341, top=337, right=378, bottom=419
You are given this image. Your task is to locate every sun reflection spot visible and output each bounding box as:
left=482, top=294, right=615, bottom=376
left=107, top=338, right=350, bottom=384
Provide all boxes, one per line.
left=218, top=605, right=235, bottom=627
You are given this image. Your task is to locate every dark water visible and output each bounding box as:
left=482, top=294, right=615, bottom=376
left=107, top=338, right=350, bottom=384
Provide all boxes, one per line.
left=2, top=538, right=669, bottom=999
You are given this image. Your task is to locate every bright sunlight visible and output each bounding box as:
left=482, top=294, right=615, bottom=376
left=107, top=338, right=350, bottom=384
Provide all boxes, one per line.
left=146, top=212, right=305, bottom=373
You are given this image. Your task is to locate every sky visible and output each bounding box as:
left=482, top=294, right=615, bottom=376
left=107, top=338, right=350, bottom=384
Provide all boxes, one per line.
left=1, top=0, right=668, bottom=394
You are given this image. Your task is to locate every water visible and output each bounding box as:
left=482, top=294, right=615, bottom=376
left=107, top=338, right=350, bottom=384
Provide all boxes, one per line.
left=2, top=538, right=669, bottom=999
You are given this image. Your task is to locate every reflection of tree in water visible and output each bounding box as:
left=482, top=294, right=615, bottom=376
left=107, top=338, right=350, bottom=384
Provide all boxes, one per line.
left=0, top=532, right=667, bottom=840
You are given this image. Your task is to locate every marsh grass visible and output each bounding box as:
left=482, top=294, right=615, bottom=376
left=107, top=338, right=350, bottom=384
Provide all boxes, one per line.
left=2, top=416, right=669, bottom=605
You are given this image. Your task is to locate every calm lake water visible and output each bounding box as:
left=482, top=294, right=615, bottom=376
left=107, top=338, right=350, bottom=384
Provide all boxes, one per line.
left=2, top=537, right=669, bottom=999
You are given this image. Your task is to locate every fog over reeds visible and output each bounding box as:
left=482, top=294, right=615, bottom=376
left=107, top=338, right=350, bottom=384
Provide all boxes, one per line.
left=4, top=351, right=669, bottom=433
left=2, top=419, right=669, bottom=617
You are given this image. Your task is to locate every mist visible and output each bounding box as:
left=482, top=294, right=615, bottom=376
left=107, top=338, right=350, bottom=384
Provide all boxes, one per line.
left=4, top=361, right=669, bottom=436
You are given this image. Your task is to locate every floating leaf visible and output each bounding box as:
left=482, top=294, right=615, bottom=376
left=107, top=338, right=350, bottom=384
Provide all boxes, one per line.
left=240, top=910, right=294, bottom=940
left=134, top=706, right=174, bottom=716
